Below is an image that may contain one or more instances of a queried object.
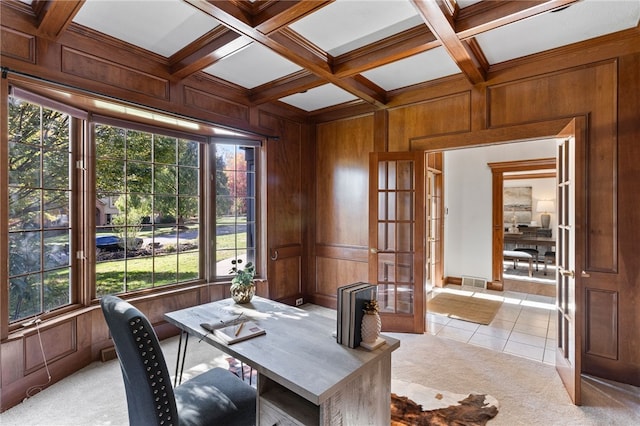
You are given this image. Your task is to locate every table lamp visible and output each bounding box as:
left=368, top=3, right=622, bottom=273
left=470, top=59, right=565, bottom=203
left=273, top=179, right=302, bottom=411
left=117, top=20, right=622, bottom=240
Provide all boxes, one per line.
left=537, top=200, right=554, bottom=229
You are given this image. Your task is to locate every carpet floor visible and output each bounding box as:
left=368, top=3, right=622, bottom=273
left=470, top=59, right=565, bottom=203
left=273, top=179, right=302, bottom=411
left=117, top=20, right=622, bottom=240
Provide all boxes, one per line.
left=1, top=304, right=638, bottom=425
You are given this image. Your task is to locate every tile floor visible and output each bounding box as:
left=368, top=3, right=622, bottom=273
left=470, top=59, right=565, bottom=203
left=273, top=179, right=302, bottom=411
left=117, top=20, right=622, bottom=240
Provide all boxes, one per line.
left=427, top=285, right=557, bottom=365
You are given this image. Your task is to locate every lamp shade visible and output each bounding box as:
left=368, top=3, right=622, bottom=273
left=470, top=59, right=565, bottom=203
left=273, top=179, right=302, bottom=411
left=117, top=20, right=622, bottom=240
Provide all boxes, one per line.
left=536, top=200, right=554, bottom=213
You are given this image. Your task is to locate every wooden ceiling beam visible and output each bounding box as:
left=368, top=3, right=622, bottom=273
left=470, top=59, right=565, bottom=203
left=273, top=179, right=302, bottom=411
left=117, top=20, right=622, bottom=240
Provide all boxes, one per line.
left=333, top=25, right=440, bottom=78
left=184, top=0, right=387, bottom=108
left=253, top=0, right=334, bottom=35
left=249, top=71, right=324, bottom=104
left=36, top=0, right=84, bottom=40
left=169, top=28, right=251, bottom=80
left=455, top=0, right=581, bottom=39
left=411, top=0, right=486, bottom=85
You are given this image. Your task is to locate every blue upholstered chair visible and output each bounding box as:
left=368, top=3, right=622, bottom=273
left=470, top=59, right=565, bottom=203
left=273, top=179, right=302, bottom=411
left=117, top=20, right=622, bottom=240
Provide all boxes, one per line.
left=100, top=295, right=256, bottom=426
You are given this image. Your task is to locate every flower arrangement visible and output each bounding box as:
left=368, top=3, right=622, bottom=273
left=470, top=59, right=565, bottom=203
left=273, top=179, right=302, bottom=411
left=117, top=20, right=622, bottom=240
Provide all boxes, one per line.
left=229, top=259, right=255, bottom=286
left=363, top=299, right=379, bottom=315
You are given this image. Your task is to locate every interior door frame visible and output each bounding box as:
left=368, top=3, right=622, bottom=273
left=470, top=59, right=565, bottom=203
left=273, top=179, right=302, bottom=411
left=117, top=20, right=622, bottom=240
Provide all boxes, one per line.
left=488, top=158, right=557, bottom=290
left=409, top=116, right=586, bottom=405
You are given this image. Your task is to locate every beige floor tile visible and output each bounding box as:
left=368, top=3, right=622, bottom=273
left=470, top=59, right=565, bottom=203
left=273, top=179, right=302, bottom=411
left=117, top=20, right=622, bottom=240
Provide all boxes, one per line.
left=504, top=340, right=545, bottom=361
left=468, top=333, right=508, bottom=351
left=436, top=325, right=474, bottom=343
left=488, top=318, right=516, bottom=331
left=446, top=318, right=481, bottom=332
left=509, top=330, right=547, bottom=348
left=476, top=325, right=512, bottom=339
left=513, top=322, right=549, bottom=337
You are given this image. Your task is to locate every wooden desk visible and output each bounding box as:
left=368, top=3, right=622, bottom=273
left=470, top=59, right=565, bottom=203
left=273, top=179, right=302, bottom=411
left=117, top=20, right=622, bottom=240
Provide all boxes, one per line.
left=165, top=296, right=400, bottom=425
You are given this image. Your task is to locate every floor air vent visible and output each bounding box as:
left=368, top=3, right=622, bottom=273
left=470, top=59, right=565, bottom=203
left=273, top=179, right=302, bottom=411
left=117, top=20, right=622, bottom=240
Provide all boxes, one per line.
left=461, top=276, right=487, bottom=289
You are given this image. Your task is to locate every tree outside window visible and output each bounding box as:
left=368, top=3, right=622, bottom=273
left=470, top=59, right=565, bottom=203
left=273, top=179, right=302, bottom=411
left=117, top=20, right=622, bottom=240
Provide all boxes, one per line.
left=7, top=96, right=72, bottom=322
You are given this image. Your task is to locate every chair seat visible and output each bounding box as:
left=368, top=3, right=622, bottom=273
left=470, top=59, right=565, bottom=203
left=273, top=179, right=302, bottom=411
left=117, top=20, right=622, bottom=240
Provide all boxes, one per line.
left=514, top=248, right=539, bottom=271
left=175, top=367, right=256, bottom=426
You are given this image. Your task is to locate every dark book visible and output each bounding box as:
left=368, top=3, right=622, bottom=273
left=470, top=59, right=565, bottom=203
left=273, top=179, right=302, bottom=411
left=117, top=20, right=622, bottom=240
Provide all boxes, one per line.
left=348, top=285, right=376, bottom=348
left=213, top=321, right=266, bottom=345
left=336, top=282, right=369, bottom=344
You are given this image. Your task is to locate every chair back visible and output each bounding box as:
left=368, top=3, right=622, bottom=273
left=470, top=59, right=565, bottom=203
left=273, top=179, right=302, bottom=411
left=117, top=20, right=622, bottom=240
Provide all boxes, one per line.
left=101, top=295, right=178, bottom=426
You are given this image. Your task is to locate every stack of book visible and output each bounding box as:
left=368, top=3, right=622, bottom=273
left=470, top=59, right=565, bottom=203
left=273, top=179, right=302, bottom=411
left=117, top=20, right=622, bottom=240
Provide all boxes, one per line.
left=336, top=282, right=377, bottom=348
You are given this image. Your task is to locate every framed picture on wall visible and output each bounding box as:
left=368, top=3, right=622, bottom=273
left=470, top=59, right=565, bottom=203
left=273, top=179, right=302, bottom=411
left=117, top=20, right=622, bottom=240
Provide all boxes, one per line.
left=504, top=186, right=532, bottom=225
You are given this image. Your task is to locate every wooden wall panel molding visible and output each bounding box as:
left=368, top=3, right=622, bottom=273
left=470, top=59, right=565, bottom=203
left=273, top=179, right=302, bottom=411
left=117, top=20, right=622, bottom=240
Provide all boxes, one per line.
left=315, top=244, right=368, bottom=263
left=487, top=61, right=616, bottom=128
left=273, top=257, right=301, bottom=300
left=183, top=85, right=249, bottom=122
left=315, top=256, right=368, bottom=302
left=61, top=47, right=169, bottom=100
left=24, top=319, right=77, bottom=374
left=388, top=91, right=471, bottom=152
left=0, top=27, right=35, bottom=63
left=585, top=287, right=618, bottom=360
left=315, top=115, right=374, bottom=246
left=257, top=110, right=283, bottom=133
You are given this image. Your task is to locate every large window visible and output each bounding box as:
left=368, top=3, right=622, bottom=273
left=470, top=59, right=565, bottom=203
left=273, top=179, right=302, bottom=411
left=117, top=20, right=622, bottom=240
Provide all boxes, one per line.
left=7, top=96, right=73, bottom=322
left=95, top=123, right=201, bottom=296
left=214, top=143, right=257, bottom=276
left=4, top=88, right=262, bottom=325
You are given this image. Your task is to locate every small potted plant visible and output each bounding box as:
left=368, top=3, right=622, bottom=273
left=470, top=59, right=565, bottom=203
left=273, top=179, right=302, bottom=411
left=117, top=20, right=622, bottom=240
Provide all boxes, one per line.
left=361, top=299, right=381, bottom=345
left=229, top=258, right=256, bottom=304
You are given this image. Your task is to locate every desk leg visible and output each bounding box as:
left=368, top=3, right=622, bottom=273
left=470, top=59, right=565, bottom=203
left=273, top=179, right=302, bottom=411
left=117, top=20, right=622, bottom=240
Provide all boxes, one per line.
left=174, top=331, right=189, bottom=387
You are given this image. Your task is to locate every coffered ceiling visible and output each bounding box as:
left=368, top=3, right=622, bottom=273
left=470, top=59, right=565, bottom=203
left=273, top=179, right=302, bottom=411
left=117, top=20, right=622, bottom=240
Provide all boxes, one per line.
left=10, top=0, right=640, bottom=114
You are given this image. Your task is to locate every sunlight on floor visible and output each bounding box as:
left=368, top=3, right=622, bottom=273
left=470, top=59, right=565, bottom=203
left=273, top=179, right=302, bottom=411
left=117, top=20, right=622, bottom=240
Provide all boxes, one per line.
left=428, top=285, right=556, bottom=364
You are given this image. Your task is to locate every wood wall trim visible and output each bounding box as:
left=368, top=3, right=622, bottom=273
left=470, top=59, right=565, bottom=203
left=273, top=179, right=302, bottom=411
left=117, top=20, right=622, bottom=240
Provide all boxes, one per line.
left=61, top=47, right=170, bottom=100
left=0, top=27, right=35, bottom=63
left=411, top=118, right=571, bottom=152
left=504, top=172, right=555, bottom=180
left=315, top=244, right=368, bottom=263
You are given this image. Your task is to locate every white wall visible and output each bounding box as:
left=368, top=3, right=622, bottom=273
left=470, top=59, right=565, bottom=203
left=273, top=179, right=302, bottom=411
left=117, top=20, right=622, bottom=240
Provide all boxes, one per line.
left=443, top=139, right=557, bottom=282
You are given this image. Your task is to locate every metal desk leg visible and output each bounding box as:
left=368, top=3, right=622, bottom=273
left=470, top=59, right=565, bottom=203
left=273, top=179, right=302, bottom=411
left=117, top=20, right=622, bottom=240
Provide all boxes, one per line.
left=174, top=331, right=189, bottom=387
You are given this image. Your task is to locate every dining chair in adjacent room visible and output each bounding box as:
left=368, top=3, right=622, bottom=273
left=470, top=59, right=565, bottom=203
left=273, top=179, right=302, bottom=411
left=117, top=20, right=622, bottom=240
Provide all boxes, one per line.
left=100, top=295, right=256, bottom=426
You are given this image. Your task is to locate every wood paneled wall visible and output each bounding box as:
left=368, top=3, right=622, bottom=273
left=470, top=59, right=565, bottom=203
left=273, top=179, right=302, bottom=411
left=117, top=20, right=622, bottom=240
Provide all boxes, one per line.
left=310, top=115, right=374, bottom=307
left=309, top=39, right=640, bottom=386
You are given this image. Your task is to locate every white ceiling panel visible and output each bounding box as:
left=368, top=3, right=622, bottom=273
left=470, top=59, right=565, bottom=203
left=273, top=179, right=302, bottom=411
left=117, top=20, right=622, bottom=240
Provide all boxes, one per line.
left=362, top=47, right=460, bottom=90
left=73, top=0, right=219, bottom=57
left=279, top=84, right=359, bottom=111
left=202, top=43, right=303, bottom=89
left=476, top=0, right=640, bottom=65
left=290, top=0, right=422, bottom=56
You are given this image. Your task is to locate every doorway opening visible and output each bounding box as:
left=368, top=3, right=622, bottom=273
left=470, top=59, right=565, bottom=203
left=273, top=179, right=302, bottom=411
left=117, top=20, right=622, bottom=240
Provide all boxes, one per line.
left=489, top=158, right=557, bottom=296
left=425, top=140, right=559, bottom=365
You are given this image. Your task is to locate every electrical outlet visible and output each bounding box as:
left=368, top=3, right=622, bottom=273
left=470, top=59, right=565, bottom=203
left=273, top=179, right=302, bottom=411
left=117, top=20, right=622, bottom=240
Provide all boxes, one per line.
left=295, top=298, right=303, bottom=306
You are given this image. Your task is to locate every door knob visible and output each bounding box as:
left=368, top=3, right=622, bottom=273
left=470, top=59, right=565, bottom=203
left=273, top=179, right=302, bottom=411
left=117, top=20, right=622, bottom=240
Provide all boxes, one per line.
left=559, top=268, right=575, bottom=278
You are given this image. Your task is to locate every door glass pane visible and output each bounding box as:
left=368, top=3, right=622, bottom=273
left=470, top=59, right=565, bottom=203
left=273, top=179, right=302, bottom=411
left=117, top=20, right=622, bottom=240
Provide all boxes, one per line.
left=397, top=161, right=413, bottom=190
left=378, top=192, right=387, bottom=220
left=396, top=285, right=413, bottom=314
left=397, top=191, right=413, bottom=221
left=396, top=253, right=413, bottom=283
left=397, top=223, right=413, bottom=252
left=378, top=223, right=395, bottom=251
left=379, top=161, right=396, bottom=190
left=377, top=284, right=395, bottom=313
left=378, top=253, right=395, bottom=282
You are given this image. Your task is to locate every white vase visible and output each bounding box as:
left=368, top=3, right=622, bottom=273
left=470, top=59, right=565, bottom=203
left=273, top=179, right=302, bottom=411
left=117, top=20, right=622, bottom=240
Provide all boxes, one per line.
left=361, top=312, right=381, bottom=344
